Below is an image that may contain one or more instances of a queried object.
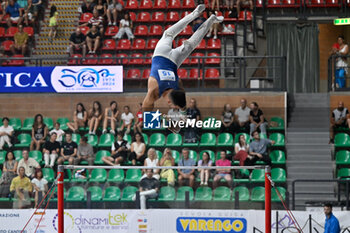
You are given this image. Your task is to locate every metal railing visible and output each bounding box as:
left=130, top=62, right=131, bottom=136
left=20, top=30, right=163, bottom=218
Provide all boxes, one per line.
left=292, top=178, right=350, bottom=210
left=328, top=54, right=350, bottom=91
left=0, top=55, right=287, bottom=92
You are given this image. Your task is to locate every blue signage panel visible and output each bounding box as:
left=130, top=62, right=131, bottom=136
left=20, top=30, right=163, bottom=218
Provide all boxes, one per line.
left=0, top=66, right=123, bottom=93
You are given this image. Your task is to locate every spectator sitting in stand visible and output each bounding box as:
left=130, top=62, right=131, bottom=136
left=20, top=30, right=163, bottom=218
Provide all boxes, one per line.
left=221, top=103, right=234, bottom=133
left=118, top=105, right=134, bottom=135
left=107, top=0, right=122, bottom=26
left=213, top=151, right=232, bottom=188
left=2, top=0, right=23, bottom=27
left=0, top=117, right=14, bottom=150
left=43, top=132, right=60, bottom=168
left=24, top=0, right=35, bottom=26
left=206, top=11, right=221, bottom=39
left=31, top=169, right=48, bottom=208
left=249, top=102, right=268, bottom=136
left=236, top=0, right=253, bottom=17
left=10, top=167, right=32, bottom=209
left=49, top=122, right=65, bottom=144
left=17, top=150, right=40, bottom=179
left=160, top=148, right=175, bottom=186
left=133, top=169, right=160, bottom=209
left=10, top=24, right=28, bottom=56
left=102, top=131, right=130, bottom=166
left=134, top=103, right=143, bottom=134
left=249, top=130, right=274, bottom=166
left=112, top=12, right=134, bottom=41
left=67, top=103, right=88, bottom=133
left=94, top=0, right=106, bottom=17
left=30, top=114, right=48, bottom=151
left=75, top=136, right=94, bottom=165
left=142, top=148, right=160, bottom=180
left=86, top=25, right=101, bottom=54
left=184, top=98, right=201, bottom=143
left=178, top=148, right=196, bottom=188
left=330, top=101, right=350, bottom=144
left=234, top=98, right=250, bottom=133
left=69, top=28, right=87, bottom=58
left=234, top=134, right=256, bottom=166
left=210, top=0, right=220, bottom=11
left=80, top=0, right=96, bottom=14
left=129, top=132, right=146, bottom=166
left=197, top=151, right=213, bottom=186
left=102, top=101, right=119, bottom=134
left=0, top=151, right=17, bottom=198
left=82, top=9, right=104, bottom=35
left=57, top=132, right=78, bottom=165
left=88, top=100, right=103, bottom=135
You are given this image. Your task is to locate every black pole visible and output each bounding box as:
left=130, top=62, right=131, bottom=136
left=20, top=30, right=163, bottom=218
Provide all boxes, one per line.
left=276, top=211, right=278, bottom=233
left=309, top=214, right=312, bottom=233
left=234, top=191, right=239, bottom=209
left=185, top=191, right=190, bottom=209
left=136, top=191, right=140, bottom=209
left=285, top=191, right=289, bottom=209
left=87, top=191, right=91, bottom=209
left=292, top=181, right=295, bottom=210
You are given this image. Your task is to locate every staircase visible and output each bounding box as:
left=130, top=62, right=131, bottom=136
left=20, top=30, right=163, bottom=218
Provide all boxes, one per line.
left=33, top=0, right=81, bottom=65
left=287, top=93, right=335, bottom=210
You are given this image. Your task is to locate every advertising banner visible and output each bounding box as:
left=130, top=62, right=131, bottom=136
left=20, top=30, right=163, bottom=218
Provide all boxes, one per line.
left=0, top=66, right=123, bottom=93
left=0, top=209, right=350, bottom=233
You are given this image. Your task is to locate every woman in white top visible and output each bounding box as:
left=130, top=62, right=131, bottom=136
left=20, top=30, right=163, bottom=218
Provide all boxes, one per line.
left=49, top=122, right=65, bottom=143
left=142, top=148, right=160, bottom=180
left=119, top=106, right=134, bottom=135
left=0, top=117, right=14, bottom=150
left=113, top=12, right=134, bottom=40
left=67, top=103, right=88, bottom=133
left=234, top=134, right=255, bottom=166
left=31, top=169, right=48, bottom=208
left=129, top=132, right=146, bottom=166
left=197, top=152, right=213, bottom=186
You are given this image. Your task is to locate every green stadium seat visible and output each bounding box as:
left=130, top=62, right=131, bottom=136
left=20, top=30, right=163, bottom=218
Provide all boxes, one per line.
left=98, top=133, right=114, bottom=147
left=200, top=133, right=216, bottom=147
left=64, top=169, right=72, bottom=182
left=0, top=170, right=2, bottom=178
left=29, top=150, right=42, bottom=163
left=57, top=118, right=69, bottom=131
left=71, top=133, right=81, bottom=145
left=0, top=151, right=6, bottom=164
left=182, top=140, right=199, bottom=147
left=270, top=150, right=286, bottom=165
left=269, top=117, right=285, bottom=131
left=271, top=168, right=286, bottom=182
left=89, top=169, right=107, bottom=182
left=232, top=186, right=250, bottom=201
left=125, top=169, right=142, bottom=182
left=335, top=133, right=350, bottom=147
left=188, top=150, right=198, bottom=162
left=336, top=150, right=350, bottom=165
left=0, top=118, right=2, bottom=127
left=155, top=150, right=162, bottom=160
left=22, top=118, right=34, bottom=131
left=213, top=186, right=231, bottom=201
left=44, top=117, right=54, bottom=130
left=172, top=150, right=180, bottom=164
left=121, top=186, right=138, bottom=201
left=166, top=133, right=182, bottom=147
left=87, top=186, right=103, bottom=201
left=103, top=186, right=121, bottom=201
left=66, top=186, right=85, bottom=201
left=235, top=169, right=250, bottom=183
left=123, top=134, right=132, bottom=144
left=15, top=134, right=31, bottom=148
left=13, top=150, right=23, bottom=161
left=337, top=168, right=350, bottom=180
left=158, top=186, right=176, bottom=201
left=176, top=186, right=194, bottom=201
left=251, top=169, right=265, bottom=182
left=234, top=133, right=250, bottom=143
left=251, top=186, right=265, bottom=202
left=203, top=117, right=219, bottom=131
left=142, top=133, right=148, bottom=145
left=269, top=133, right=285, bottom=147
left=9, top=118, right=21, bottom=131
left=84, top=134, right=98, bottom=147
left=149, top=133, right=166, bottom=147
left=217, top=133, right=234, bottom=147
left=272, top=187, right=286, bottom=202
left=199, top=150, right=215, bottom=163
left=95, top=150, right=110, bottom=165
left=107, top=169, right=124, bottom=182
left=195, top=187, right=212, bottom=201
left=71, top=169, right=89, bottom=183
left=42, top=168, right=55, bottom=183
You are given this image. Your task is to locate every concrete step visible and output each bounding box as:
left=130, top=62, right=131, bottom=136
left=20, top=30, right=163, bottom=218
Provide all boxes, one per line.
left=287, top=137, right=329, bottom=144
left=287, top=155, right=331, bottom=161
left=288, top=173, right=333, bottom=179
left=287, top=127, right=329, bottom=133
left=287, top=161, right=333, bottom=166
left=288, top=122, right=329, bottom=128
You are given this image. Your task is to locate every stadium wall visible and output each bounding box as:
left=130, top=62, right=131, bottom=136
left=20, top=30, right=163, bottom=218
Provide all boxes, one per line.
left=0, top=92, right=285, bottom=121
left=330, top=92, right=350, bottom=108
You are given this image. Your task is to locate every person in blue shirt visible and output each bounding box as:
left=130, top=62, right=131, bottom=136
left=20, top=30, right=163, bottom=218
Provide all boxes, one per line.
left=2, top=0, right=23, bottom=27
left=142, top=4, right=223, bottom=114
left=324, top=203, right=340, bottom=233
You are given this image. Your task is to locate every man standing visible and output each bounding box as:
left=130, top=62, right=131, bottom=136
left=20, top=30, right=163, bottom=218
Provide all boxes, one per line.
left=324, top=203, right=340, bottom=233
left=177, top=148, right=196, bottom=187
left=234, top=98, right=251, bottom=133
left=330, top=101, right=350, bottom=144
left=184, top=98, right=201, bottom=143
left=133, top=169, right=160, bottom=209
left=17, top=150, right=40, bottom=179
left=249, top=130, right=275, bottom=166
left=58, top=133, right=78, bottom=165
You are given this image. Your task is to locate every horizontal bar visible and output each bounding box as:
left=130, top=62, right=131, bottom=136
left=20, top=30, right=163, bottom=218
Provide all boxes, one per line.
left=61, top=165, right=267, bottom=170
